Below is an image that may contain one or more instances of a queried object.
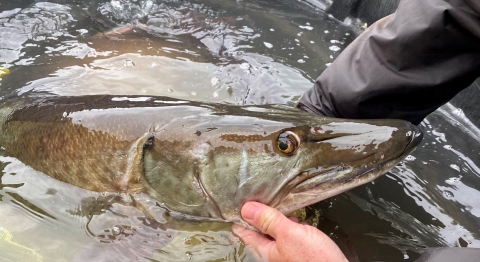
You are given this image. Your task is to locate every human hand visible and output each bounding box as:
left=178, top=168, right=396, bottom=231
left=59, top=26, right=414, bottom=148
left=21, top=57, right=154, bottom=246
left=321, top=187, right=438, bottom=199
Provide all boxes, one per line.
left=232, top=202, right=349, bottom=262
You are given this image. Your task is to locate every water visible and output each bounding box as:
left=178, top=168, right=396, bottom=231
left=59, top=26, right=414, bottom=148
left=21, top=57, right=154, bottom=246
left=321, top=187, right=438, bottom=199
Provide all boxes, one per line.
left=0, top=0, right=479, bottom=261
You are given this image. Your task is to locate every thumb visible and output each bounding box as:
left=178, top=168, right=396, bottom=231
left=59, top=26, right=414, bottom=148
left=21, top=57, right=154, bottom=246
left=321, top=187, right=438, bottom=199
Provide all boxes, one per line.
left=241, top=201, right=294, bottom=239
left=232, top=224, right=275, bottom=260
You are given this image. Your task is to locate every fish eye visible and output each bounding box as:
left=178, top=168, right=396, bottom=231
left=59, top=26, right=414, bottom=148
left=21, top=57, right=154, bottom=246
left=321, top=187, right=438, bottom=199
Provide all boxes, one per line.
left=277, top=131, right=300, bottom=155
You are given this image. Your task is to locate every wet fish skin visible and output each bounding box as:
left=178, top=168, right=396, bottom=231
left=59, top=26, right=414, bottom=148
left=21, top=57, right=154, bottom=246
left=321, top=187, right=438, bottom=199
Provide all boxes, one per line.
left=0, top=95, right=422, bottom=222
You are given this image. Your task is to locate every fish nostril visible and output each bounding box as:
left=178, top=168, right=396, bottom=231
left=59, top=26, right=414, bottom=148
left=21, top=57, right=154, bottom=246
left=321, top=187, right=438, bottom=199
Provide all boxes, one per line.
left=406, top=125, right=423, bottom=150
left=413, top=125, right=423, bottom=142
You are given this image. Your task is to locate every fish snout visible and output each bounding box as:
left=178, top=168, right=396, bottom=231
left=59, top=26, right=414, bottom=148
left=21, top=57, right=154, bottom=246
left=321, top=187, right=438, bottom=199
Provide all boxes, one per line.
left=381, top=121, right=423, bottom=163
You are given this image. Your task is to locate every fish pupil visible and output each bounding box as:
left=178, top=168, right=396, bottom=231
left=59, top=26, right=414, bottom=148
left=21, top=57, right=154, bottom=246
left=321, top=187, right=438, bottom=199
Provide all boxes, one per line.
left=279, top=141, right=289, bottom=151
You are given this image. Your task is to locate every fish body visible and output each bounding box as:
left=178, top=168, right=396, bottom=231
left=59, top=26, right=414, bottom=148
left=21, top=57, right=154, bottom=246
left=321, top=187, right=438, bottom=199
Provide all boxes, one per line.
left=0, top=95, right=422, bottom=222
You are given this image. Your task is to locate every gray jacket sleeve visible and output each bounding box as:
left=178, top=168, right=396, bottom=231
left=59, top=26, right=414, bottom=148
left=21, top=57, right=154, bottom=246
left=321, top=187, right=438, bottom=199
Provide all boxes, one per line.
left=297, top=0, right=480, bottom=125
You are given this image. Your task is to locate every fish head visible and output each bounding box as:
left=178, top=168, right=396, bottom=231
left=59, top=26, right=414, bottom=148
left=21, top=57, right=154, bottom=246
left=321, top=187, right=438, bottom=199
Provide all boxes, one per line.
left=141, top=106, right=422, bottom=222
left=268, top=118, right=423, bottom=216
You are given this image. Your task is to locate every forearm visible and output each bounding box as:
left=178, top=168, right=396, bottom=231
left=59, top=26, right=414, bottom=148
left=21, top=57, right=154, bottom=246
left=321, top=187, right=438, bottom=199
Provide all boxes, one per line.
left=298, top=0, right=480, bottom=124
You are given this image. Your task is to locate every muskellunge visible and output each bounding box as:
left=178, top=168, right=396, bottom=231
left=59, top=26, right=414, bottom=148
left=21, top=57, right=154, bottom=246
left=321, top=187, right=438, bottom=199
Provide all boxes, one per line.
left=0, top=94, right=422, bottom=223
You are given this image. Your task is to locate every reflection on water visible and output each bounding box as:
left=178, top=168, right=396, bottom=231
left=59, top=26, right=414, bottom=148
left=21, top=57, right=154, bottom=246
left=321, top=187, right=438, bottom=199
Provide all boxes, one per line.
left=0, top=0, right=352, bottom=103
left=0, top=156, right=247, bottom=262
left=0, top=0, right=479, bottom=261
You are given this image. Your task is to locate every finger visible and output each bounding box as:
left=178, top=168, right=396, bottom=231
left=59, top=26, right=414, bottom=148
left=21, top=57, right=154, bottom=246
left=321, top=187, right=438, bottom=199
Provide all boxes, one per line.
left=232, top=225, right=271, bottom=246
left=241, top=201, right=294, bottom=239
left=232, top=224, right=275, bottom=261
left=288, top=216, right=299, bottom=223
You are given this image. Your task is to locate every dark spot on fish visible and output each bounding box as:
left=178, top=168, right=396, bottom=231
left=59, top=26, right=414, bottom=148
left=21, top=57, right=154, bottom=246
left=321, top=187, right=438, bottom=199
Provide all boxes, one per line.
left=195, top=130, right=202, bottom=136
left=220, top=134, right=264, bottom=143
left=458, top=237, right=469, bottom=247
left=46, top=188, right=57, bottom=195
left=0, top=183, right=23, bottom=190
left=264, top=144, right=270, bottom=153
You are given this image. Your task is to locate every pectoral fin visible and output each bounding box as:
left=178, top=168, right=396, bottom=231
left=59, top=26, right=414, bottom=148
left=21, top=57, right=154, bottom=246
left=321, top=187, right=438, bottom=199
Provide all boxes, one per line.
left=117, top=132, right=154, bottom=193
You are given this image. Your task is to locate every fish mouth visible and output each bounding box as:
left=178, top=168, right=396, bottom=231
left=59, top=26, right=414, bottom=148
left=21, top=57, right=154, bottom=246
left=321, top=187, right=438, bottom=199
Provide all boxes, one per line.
left=289, top=159, right=372, bottom=195
left=292, top=124, right=423, bottom=194
left=274, top=124, right=423, bottom=213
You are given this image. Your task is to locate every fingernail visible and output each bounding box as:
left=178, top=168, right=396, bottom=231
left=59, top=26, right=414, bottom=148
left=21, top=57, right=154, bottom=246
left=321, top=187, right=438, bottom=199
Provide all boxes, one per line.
left=242, top=202, right=264, bottom=221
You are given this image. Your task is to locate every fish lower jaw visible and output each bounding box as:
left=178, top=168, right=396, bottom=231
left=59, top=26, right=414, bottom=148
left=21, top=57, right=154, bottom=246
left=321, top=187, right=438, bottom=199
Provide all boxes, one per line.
left=290, top=165, right=355, bottom=194
left=276, top=158, right=404, bottom=215
left=276, top=171, right=378, bottom=216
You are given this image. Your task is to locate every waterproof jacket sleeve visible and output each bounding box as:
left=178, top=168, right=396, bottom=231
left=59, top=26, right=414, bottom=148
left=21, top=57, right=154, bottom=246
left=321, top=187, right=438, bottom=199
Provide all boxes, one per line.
left=297, top=0, right=480, bottom=125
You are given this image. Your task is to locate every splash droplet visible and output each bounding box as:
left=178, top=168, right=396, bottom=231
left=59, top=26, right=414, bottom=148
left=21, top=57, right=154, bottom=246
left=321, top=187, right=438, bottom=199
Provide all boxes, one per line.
left=263, top=42, right=273, bottom=48
left=450, top=164, right=460, bottom=171
left=124, top=59, right=135, bottom=68
left=446, top=176, right=461, bottom=185
left=443, top=190, right=454, bottom=199
left=210, top=77, right=220, bottom=86
left=405, top=155, right=416, bottom=161
left=240, top=63, right=250, bottom=70
left=329, top=45, right=340, bottom=52
left=299, top=25, right=313, bottom=30
left=112, top=226, right=121, bottom=235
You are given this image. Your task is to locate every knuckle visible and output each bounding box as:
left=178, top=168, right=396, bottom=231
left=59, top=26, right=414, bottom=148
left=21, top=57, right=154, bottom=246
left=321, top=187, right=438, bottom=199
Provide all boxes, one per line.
left=260, top=209, right=279, bottom=233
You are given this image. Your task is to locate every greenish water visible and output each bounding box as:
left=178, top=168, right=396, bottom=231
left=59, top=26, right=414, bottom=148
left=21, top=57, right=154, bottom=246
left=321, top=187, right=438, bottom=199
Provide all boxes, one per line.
left=0, top=1, right=479, bottom=261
